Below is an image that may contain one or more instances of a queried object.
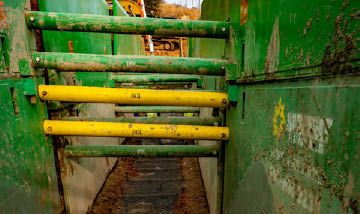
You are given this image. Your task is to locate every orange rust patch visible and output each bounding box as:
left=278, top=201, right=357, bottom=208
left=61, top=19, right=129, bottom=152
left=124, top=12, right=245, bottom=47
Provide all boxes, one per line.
left=240, top=0, right=248, bottom=25
left=0, top=1, right=8, bottom=29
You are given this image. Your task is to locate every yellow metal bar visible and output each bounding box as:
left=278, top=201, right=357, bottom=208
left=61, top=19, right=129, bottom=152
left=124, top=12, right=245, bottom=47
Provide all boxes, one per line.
left=38, top=85, right=228, bottom=107
left=44, top=120, right=229, bottom=140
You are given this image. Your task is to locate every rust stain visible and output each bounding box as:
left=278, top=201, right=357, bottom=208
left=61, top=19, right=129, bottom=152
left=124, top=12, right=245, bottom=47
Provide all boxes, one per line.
left=321, top=3, right=360, bottom=74
left=0, top=1, right=8, bottom=29
left=68, top=41, right=74, bottom=53
left=240, top=0, right=248, bottom=26
left=265, top=16, right=280, bottom=77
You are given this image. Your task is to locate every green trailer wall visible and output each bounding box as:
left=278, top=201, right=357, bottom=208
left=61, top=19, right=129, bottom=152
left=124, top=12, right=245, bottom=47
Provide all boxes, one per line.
left=191, top=0, right=359, bottom=213
left=0, top=0, right=61, bottom=212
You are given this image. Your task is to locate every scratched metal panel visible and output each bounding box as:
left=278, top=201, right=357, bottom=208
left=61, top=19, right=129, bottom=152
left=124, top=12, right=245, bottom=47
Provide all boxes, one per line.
left=113, top=0, right=145, bottom=56
left=38, top=0, right=113, bottom=87
left=0, top=78, right=61, bottom=213
left=225, top=77, right=360, bottom=213
left=190, top=0, right=360, bottom=213
left=240, top=0, right=360, bottom=82
left=0, top=0, right=36, bottom=76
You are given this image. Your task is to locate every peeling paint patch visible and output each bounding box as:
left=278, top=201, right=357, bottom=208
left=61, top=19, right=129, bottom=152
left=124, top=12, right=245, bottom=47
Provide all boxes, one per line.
left=268, top=164, right=321, bottom=213
left=287, top=113, right=333, bottom=154
left=0, top=1, right=7, bottom=29
left=240, top=0, right=248, bottom=25
left=265, top=16, right=280, bottom=75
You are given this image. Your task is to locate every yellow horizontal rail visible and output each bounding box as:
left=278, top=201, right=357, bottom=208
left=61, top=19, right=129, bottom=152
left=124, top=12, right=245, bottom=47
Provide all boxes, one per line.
left=44, top=120, right=229, bottom=140
left=38, top=85, right=228, bottom=107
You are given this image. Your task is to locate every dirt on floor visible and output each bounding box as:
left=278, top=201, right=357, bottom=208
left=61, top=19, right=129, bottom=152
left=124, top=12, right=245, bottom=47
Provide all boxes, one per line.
left=88, top=138, right=209, bottom=214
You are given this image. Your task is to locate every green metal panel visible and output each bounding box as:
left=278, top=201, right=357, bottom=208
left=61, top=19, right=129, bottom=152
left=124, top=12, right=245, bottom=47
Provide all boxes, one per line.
left=0, top=78, right=60, bottom=213
left=112, top=0, right=144, bottom=55
left=239, top=0, right=360, bottom=82
left=38, top=0, right=112, bottom=87
left=1, top=0, right=35, bottom=76
left=191, top=0, right=360, bottom=213
left=225, top=77, right=360, bottom=213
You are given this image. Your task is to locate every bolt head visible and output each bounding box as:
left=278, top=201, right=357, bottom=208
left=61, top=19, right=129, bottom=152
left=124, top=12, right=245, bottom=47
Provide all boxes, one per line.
left=29, top=16, right=35, bottom=22
left=221, top=27, right=226, bottom=32
left=35, top=57, right=41, bottom=63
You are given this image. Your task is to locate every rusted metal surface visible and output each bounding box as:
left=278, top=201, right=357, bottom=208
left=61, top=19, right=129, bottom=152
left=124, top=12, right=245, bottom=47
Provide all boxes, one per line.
left=190, top=0, right=360, bottom=213
left=32, top=52, right=227, bottom=76
left=25, top=11, right=230, bottom=38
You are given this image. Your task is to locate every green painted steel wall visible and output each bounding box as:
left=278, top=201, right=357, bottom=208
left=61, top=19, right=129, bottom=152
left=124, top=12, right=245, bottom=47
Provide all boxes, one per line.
left=0, top=79, right=61, bottom=212
left=191, top=0, right=360, bottom=213
left=38, top=0, right=113, bottom=87
left=113, top=0, right=144, bottom=56
left=0, top=0, right=61, bottom=212
left=0, top=0, right=35, bottom=76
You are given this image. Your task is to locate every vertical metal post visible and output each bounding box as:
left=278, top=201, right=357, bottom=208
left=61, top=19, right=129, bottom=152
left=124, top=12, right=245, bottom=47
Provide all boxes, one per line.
left=179, top=37, right=184, bottom=57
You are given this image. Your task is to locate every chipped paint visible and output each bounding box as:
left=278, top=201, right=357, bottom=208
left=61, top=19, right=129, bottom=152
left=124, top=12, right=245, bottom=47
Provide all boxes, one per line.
left=268, top=164, right=321, bottom=213
left=25, top=11, right=230, bottom=39
left=32, top=52, right=227, bottom=76
left=265, top=16, right=280, bottom=75
left=287, top=113, right=333, bottom=154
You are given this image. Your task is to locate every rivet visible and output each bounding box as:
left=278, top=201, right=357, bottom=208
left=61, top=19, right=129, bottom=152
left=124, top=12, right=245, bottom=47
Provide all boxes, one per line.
left=29, top=16, right=35, bottom=22
left=35, top=57, right=41, bottom=63
left=47, top=127, right=52, bottom=132
left=221, top=133, right=227, bottom=138
left=222, top=98, right=227, bottom=104
left=221, top=65, right=226, bottom=70
left=221, top=27, right=226, bottom=32
left=42, top=91, right=48, bottom=96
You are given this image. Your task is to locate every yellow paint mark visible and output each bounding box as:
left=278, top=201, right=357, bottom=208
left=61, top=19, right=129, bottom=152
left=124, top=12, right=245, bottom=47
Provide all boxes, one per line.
left=273, top=98, right=286, bottom=141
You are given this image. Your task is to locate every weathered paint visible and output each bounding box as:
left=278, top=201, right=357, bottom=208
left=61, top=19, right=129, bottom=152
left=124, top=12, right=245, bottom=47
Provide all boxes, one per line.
left=112, top=0, right=144, bottom=56
left=190, top=0, right=360, bottom=213
left=0, top=78, right=61, bottom=213
left=239, top=0, right=360, bottom=82
left=0, top=0, right=62, bottom=212
left=65, top=145, right=219, bottom=157
left=38, top=85, right=228, bottom=107
left=225, top=77, right=360, bottom=213
left=114, top=106, right=200, bottom=113
left=1, top=0, right=35, bottom=76
left=111, top=74, right=202, bottom=83
left=32, top=52, right=227, bottom=76
left=44, top=120, right=229, bottom=140
left=25, top=11, right=230, bottom=38
left=63, top=116, right=221, bottom=126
